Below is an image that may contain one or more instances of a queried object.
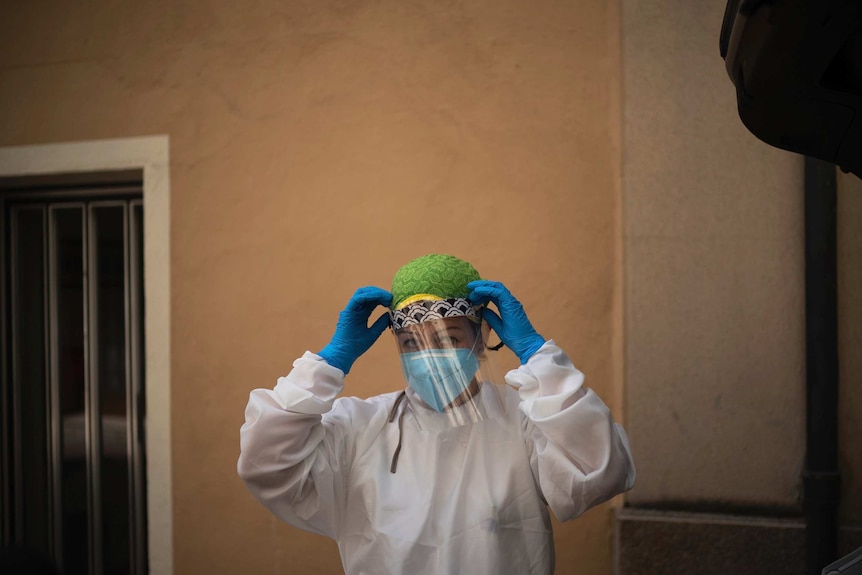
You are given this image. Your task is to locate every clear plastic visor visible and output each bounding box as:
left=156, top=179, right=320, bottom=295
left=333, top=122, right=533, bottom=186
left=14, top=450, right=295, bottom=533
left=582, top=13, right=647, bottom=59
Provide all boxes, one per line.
left=393, top=316, right=505, bottom=427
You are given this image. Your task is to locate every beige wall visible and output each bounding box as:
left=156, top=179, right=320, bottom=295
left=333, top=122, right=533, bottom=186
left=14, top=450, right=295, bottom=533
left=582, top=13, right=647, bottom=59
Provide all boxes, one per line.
left=622, top=0, right=808, bottom=510
left=0, top=1, right=624, bottom=573
left=623, top=0, right=862, bottom=528
left=838, top=172, right=862, bottom=522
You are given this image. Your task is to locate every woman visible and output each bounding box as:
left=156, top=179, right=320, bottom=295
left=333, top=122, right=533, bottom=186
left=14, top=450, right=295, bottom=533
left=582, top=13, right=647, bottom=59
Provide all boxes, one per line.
left=238, top=254, right=635, bottom=574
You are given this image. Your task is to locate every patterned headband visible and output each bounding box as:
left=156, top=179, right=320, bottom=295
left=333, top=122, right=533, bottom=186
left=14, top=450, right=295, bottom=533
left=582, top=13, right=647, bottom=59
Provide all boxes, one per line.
left=390, top=297, right=481, bottom=330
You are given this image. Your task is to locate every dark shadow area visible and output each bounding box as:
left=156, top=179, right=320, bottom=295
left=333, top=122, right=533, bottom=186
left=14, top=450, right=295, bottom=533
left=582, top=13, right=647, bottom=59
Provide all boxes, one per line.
left=721, top=0, right=862, bottom=178
left=0, top=546, right=61, bottom=575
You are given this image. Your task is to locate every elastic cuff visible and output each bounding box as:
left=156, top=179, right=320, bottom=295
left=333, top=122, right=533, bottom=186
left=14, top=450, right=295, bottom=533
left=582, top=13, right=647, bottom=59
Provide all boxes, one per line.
left=317, top=345, right=352, bottom=375
left=519, top=336, right=548, bottom=364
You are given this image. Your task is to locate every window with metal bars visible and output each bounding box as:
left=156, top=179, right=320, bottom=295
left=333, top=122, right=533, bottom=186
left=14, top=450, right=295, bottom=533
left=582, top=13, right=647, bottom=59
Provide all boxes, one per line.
left=0, top=174, right=147, bottom=575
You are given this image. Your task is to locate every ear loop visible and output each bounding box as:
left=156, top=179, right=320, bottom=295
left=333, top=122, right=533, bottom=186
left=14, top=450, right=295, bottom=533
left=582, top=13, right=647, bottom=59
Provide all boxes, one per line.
left=477, top=315, right=505, bottom=351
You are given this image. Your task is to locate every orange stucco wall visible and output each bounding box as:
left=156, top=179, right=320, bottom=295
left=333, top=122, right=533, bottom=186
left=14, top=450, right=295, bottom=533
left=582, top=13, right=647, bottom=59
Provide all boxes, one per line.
left=0, top=1, right=624, bottom=573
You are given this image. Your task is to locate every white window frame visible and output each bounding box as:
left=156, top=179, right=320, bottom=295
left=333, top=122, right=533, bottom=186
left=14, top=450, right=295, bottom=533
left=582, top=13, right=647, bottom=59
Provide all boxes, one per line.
left=0, top=137, right=173, bottom=575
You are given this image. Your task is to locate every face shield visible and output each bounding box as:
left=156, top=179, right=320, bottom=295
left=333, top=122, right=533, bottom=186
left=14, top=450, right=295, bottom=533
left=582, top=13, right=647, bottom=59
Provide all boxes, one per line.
left=391, top=298, right=506, bottom=427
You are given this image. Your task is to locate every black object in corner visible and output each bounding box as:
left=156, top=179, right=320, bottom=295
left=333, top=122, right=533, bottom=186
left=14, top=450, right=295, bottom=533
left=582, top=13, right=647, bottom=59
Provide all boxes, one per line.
left=822, top=546, right=862, bottom=574
left=721, top=0, right=862, bottom=178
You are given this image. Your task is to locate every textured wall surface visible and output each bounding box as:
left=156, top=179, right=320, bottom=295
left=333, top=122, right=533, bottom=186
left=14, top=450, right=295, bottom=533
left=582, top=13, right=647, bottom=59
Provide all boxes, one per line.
left=0, top=1, right=624, bottom=573
left=616, top=509, right=807, bottom=575
left=616, top=509, right=862, bottom=574
left=622, top=0, right=808, bottom=510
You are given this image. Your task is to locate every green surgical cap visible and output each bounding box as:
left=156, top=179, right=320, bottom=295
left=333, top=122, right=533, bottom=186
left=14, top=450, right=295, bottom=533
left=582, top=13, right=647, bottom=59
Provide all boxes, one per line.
left=391, top=254, right=481, bottom=309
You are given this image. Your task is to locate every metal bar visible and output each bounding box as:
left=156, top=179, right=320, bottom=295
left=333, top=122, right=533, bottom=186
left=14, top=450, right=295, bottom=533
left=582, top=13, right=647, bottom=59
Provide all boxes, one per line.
left=86, top=200, right=127, bottom=575
left=5, top=202, right=51, bottom=210
left=803, top=156, right=841, bottom=575
left=1, top=187, right=142, bottom=203
left=46, top=206, right=64, bottom=570
left=0, top=197, right=7, bottom=547
left=8, top=205, right=51, bottom=552
left=0, top=169, right=142, bottom=192
left=122, top=201, right=136, bottom=574
left=129, top=200, right=146, bottom=575
left=8, top=206, right=23, bottom=546
left=85, top=204, right=102, bottom=575
left=86, top=201, right=127, bottom=209
left=87, top=199, right=128, bottom=574
left=41, top=206, right=53, bottom=558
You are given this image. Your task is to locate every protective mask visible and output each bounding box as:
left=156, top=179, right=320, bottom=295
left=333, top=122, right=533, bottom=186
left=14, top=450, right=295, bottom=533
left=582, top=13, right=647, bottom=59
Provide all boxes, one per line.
left=400, top=348, right=480, bottom=412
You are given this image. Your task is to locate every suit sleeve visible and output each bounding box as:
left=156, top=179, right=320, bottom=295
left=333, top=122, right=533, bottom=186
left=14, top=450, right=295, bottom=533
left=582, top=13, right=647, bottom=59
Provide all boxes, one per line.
left=506, top=340, right=637, bottom=522
left=237, top=352, right=352, bottom=538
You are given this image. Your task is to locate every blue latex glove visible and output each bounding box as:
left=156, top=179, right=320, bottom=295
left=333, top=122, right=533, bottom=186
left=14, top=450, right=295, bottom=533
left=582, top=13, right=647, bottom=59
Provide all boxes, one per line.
left=467, top=280, right=546, bottom=364
left=318, top=286, right=393, bottom=374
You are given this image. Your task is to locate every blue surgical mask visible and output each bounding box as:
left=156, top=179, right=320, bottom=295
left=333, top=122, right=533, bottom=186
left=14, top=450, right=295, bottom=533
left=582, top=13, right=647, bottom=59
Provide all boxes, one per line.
left=400, top=348, right=480, bottom=412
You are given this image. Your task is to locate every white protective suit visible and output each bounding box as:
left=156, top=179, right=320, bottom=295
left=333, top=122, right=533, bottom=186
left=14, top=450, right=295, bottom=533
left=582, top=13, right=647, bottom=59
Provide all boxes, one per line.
left=238, top=340, right=636, bottom=575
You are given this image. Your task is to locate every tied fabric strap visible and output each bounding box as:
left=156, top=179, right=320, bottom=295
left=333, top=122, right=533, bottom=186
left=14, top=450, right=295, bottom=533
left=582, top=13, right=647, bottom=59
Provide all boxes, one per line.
left=388, top=391, right=408, bottom=473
